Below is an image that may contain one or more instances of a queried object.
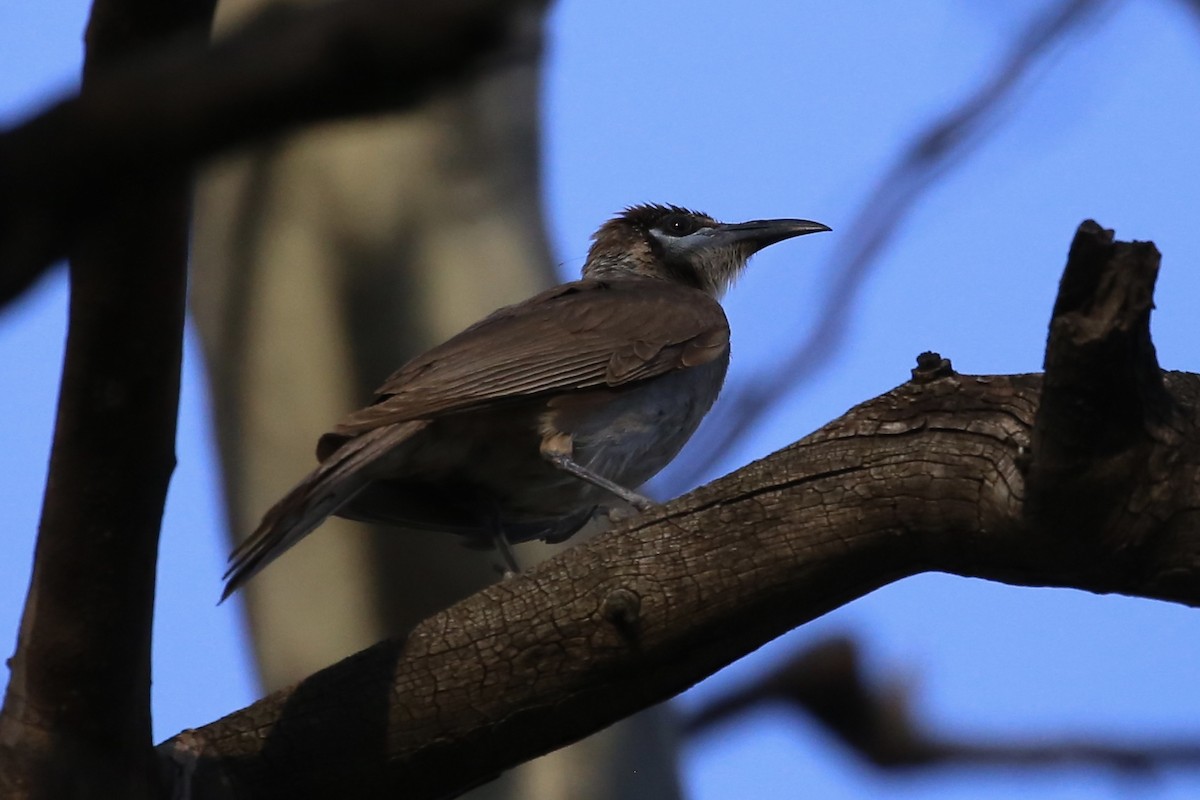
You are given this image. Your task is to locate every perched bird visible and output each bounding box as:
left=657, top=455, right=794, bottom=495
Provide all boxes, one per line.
left=222, top=204, right=828, bottom=599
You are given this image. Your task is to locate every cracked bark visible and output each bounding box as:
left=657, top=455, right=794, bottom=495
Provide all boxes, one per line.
left=158, top=221, right=1200, bottom=799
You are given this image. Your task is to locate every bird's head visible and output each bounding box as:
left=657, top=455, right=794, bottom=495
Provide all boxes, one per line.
left=583, top=203, right=830, bottom=298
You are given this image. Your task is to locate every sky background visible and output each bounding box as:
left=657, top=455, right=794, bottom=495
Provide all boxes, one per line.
left=4, top=1, right=1200, bottom=798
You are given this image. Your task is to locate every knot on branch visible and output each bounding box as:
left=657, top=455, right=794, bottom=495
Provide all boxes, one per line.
left=601, top=588, right=642, bottom=637
left=910, top=351, right=955, bottom=383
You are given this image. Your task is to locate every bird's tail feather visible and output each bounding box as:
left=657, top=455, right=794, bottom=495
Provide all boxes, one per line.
left=220, top=421, right=428, bottom=601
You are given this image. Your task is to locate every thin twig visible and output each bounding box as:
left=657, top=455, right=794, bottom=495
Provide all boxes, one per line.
left=686, top=635, right=1200, bottom=775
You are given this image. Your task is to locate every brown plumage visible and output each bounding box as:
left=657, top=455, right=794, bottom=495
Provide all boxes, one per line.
left=319, top=279, right=728, bottom=443
left=222, top=204, right=828, bottom=599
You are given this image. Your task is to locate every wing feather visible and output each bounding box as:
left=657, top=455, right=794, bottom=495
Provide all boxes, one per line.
left=331, top=278, right=729, bottom=436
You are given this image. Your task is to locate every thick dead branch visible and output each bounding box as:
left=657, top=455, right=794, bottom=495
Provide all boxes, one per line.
left=1025, top=222, right=1180, bottom=554
left=0, top=0, right=538, bottom=305
left=686, top=635, right=1200, bottom=774
left=158, top=222, right=1200, bottom=799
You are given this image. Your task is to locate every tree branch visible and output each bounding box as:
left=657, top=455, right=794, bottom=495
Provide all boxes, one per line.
left=0, top=0, right=212, bottom=794
left=686, top=635, right=1200, bottom=774
left=158, top=222, right=1200, bottom=799
left=0, top=0, right=539, bottom=306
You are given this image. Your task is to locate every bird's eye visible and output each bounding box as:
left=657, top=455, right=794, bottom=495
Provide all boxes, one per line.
left=659, top=214, right=699, bottom=237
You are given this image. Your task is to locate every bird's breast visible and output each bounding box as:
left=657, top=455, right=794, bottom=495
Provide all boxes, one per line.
left=545, top=354, right=729, bottom=490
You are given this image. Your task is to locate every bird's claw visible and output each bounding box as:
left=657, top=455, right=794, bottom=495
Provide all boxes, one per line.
left=605, top=497, right=657, bottom=525
left=629, top=494, right=658, bottom=512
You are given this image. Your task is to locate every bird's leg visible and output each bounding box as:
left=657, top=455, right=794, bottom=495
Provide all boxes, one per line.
left=540, top=433, right=657, bottom=511
left=485, top=507, right=521, bottom=578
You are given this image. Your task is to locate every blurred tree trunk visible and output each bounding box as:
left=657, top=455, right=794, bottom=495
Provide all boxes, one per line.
left=188, top=2, right=681, bottom=797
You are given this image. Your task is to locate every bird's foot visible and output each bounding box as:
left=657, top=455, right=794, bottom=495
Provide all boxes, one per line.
left=625, top=492, right=658, bottom=512
left=604, top=497, right=658, bottom=526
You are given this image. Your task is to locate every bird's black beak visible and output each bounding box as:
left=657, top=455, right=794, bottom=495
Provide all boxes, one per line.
left=713, top=218, right=831, bottom=253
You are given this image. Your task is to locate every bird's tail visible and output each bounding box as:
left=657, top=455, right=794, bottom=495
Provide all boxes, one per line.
left=220, top=420, right=428, bottom=602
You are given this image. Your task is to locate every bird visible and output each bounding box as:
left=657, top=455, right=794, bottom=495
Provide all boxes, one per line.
left=221, top=204, right=829, bottom=600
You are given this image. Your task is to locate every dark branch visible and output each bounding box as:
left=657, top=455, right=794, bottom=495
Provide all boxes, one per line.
left=1177, top=0, right=1200, bottom=33
left=1040, top=219, right=1169, bottom=450
left=0, top=0, right=211, bottom=795
left=158, top=222, right=1200, bottom=799
left=1024, top=221, right=1187, bottom=579
left=0, top=0, right=539, bottom=306
left=686, top=635, right=1200, bottom=774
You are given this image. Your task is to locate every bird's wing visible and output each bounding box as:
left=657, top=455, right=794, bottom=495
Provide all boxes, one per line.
left=328, top=278, right=729, bottom=437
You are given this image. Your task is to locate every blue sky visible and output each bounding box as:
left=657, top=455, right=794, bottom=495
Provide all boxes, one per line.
left=3, top=2, right=1200, bottom=798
